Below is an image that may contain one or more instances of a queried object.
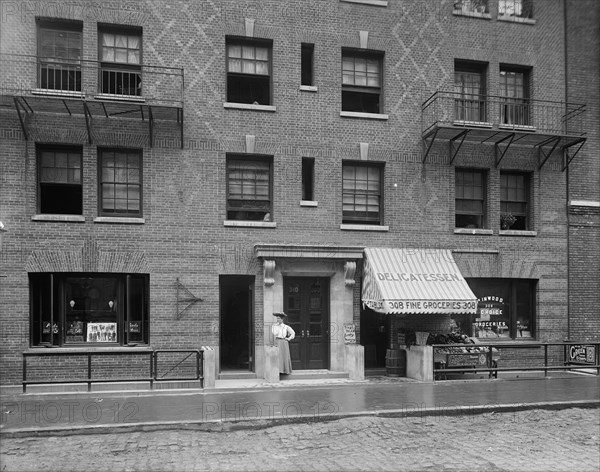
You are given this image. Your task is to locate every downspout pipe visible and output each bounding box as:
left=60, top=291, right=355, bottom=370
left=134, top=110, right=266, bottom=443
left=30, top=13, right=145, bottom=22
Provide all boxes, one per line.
left=563, top=0, right=571, bottom=341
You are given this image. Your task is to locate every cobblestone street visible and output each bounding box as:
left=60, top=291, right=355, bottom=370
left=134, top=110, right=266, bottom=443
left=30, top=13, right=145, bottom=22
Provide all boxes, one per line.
left=1, top=407, right=598, bottom=472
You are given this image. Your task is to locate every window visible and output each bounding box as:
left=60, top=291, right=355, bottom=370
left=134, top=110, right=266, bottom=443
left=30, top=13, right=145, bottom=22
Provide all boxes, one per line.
left=99, top=149, right=142, bottom=217
left=37, top=19, right=82, bottom=92
left=226, top=156, right=272, bottom=221
left=455, top=169, right=486, bottom=228
left=30, top=273, right=149, bottom=346
left=99, top=26, right=142, bottom=96
left=454, top=0, right=489, bottom=14
left=459, top=278, right=536, bottom=340
left=342, top=162, right=382, bottom=224
left=500, top=67, right=530, bottom=126
left=342, top=50, right=383, bottom=114
left=301, top=43, right=314, bottom=86
left=500, top=172, right=530, bottom=230
left=226, top=38, right=272, bottom=105
left=454, top=62, right=487, bottom=122
left=38, top=145, right=82, bottom=215
left=498, top=0, right=533, bottom=18
left=302, top=158, right=315, bottom=201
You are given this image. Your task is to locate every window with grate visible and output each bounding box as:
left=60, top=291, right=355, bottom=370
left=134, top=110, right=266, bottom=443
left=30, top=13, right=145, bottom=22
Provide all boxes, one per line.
left=99, top=26, right=142, bottom=96
left=37, top=19, right=82, bottom=92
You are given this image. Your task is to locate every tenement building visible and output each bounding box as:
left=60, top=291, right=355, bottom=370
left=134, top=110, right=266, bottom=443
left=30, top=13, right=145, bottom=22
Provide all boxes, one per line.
left=0, top=0, right=598, bottom=390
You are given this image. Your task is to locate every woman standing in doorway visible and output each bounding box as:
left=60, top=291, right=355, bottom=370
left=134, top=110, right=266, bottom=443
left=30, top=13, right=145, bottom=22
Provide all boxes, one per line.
left=272, top=312, right=295, bottom=375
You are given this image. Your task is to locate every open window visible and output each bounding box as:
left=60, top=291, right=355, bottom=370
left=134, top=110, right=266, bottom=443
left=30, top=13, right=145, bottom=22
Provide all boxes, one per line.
left=454, top=61, right=487, bottom=123
left=500, top=66, right=531, bottom=127
left=498, top=0, right=533, bottom=19
left=500, top=172, right=530, bottom=230
left=226, top=38, right=272, bottom=105
left=38, top=145, right=82, bottom=215
left=342, top=49, right=383, bottom=114
left=37, top=19, right=82, bottom=92
left=99, top=25, right=142, bottom=97
left=302, top=157, right=315, bottom=201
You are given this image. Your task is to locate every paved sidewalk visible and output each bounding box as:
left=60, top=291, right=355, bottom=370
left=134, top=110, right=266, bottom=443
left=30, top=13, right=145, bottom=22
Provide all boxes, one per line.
left=1, top=373, right=598, bottom=437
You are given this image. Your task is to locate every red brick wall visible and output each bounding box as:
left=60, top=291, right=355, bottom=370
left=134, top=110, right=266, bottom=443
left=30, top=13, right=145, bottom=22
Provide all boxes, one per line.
left=0, top=0, right=596, bottom=385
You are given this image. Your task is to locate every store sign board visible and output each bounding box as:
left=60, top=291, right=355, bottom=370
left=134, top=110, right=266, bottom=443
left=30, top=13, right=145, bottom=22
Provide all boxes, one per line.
left=344, top=323, right=356, bottom=344
left=568, top=345, right=596, bottom=365
left=447, top=353, right=488, bottom=367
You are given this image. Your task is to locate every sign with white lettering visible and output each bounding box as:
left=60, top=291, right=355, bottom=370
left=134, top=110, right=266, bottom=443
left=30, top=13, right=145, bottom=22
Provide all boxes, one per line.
left=568, top=345, right=597, bottom=365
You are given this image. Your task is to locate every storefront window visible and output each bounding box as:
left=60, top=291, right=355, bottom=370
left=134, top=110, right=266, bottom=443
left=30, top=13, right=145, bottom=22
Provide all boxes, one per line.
left=30, top=273, right=149, bottom=346
left=454, top=278, right=535, bottom=340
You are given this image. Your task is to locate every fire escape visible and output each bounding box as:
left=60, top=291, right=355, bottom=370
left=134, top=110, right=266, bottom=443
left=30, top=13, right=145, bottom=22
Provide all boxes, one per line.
left=421, top=91, right=586, bottom=171
left=0, top=53, right=184, bottom=148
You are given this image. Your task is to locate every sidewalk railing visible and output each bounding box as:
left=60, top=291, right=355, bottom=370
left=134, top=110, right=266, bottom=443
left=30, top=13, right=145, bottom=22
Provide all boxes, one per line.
left=432, top=341, right=600, bottom=381
left=22, top=349, right=204, bottom=393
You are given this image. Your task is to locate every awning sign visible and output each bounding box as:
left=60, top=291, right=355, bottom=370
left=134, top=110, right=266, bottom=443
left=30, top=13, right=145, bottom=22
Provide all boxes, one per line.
left=362, top=248, right=478, bottom=315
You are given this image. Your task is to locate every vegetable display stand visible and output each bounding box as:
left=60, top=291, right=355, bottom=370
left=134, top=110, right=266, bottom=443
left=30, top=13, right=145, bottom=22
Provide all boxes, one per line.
left=434, top=347, right=500, bottom=380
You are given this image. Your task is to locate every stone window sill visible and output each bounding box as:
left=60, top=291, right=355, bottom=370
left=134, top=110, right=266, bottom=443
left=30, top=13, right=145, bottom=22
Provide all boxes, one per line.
left=497, top=15, right=536, bottom=25
left=32, top=89, right=84, bottom=98
left=340, top=111, right=389, bottom=120
left=454, top=228, right=494, bottom=235
left=300, top=200, right=318, bottom=207
left=340, top=224, right=389, bottom=232
left=300, top=85, right=318, bottom=92
left=452, top=10, right=492, bottom=19
left=340, top=0, right=388, bottom=6
left=94, top=217, right=145, bottom=224
left=223, top=102, right=276, bottom=112
left=499, top=230, right=537, bottom=237
left=32, top=214, right=85, bottom=223
left=95, top=94, right=145, bottom=102
left=224, top=220, right=277, bottom=228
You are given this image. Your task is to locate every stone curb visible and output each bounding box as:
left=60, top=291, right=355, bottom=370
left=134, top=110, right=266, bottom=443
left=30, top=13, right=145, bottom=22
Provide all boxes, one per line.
left=1, top=399, right=598, bottom=439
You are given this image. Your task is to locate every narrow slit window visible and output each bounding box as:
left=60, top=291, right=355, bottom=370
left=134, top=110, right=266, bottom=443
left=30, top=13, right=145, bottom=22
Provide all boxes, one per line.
left=302, top=158, right=315, bottom=201
left=301, top=43, right=314, bottom=86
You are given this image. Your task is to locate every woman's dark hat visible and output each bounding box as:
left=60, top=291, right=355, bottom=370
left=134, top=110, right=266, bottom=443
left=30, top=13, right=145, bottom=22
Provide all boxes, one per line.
left=273, top=312, right=287, bottom=319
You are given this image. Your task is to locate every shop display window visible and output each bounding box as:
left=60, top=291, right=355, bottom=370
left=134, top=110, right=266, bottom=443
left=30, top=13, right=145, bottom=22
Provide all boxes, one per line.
left=453, top=278, right=536, bottom=340
left=30, top=273, right=149, bottom=347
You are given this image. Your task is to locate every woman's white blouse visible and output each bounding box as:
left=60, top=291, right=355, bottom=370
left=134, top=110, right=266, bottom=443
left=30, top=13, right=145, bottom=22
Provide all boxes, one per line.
left=272, top=323, right=295, bottom=340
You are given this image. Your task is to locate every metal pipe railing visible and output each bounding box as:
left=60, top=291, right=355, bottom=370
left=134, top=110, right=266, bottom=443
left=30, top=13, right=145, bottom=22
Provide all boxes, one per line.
left=432, top=341, right=600, bottom=381
left=22, top=348, right=204, bottom=393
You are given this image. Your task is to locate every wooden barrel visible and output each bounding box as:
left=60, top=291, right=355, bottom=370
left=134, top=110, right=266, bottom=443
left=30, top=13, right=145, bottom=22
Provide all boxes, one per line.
left=385, top=348, right=406, bottom=377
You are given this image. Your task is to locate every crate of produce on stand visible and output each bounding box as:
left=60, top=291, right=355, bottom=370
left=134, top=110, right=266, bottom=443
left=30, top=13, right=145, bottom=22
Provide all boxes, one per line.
left=431, top=333, right=500, bottom=379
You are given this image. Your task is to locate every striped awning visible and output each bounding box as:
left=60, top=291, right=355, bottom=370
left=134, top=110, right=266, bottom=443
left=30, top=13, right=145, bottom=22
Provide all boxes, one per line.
left=362, top=248, right=478, bottom=315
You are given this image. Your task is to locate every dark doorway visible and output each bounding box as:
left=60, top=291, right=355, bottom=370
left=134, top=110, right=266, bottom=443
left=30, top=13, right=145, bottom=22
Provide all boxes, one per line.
left=219, top=275, right=254, bottom=371
left=360, top=307, right=388, bottom=368
left=283, top=277, right=330, bottom=370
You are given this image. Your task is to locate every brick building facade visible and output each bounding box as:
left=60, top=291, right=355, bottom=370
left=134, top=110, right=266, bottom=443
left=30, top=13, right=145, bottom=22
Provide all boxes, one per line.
left=0, top=0, right=598, bottom=389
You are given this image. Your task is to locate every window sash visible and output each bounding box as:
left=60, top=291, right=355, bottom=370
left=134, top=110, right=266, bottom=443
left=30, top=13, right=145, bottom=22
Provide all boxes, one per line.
left=100, top=150, right=142, bottom=215
left=227, top=43, right=270, bottom=76
left=342, top=164, right=382, bottom=223
left=342, top=55, right=381, bottom=88
left=101, top=32, right=141, bottom=65
left=227, top=159, right=272, bottom=216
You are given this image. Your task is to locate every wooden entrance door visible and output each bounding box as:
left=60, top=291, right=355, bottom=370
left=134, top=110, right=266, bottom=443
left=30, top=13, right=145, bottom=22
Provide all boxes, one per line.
left=284, top=277, right=329, bottom=370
